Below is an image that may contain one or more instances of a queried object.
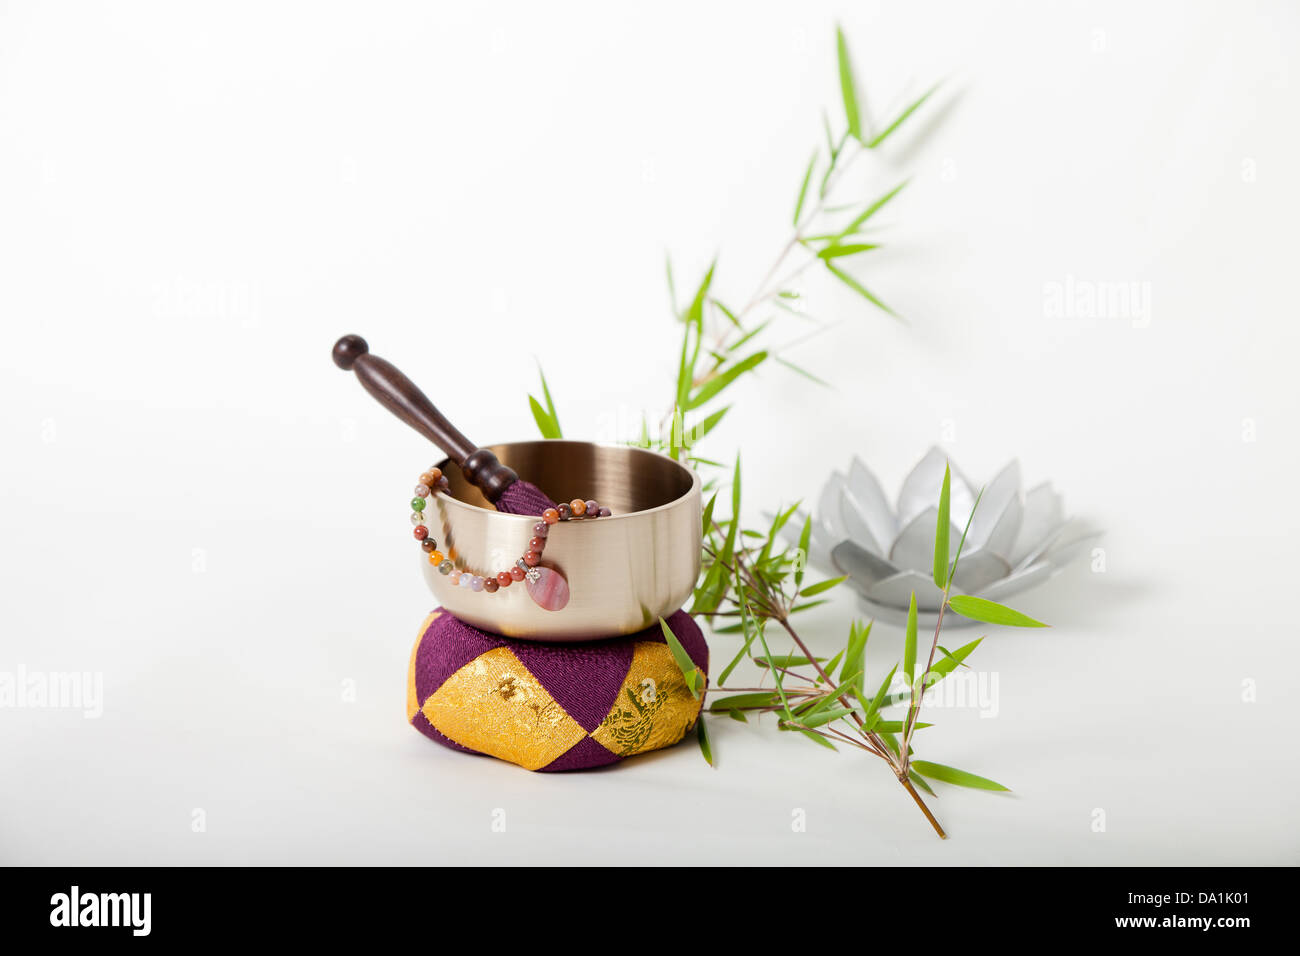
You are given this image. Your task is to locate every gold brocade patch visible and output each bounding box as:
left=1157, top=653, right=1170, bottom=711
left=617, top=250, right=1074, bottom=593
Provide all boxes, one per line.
left=421, top=647, right=587, bottom=770
left=591, top=641, right=703, bottom=757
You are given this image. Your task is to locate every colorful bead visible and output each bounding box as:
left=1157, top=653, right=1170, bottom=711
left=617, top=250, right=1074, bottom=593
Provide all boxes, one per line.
left=598, top=507, right=611, bottom=517
left=407, top=465, right=610, bottom=605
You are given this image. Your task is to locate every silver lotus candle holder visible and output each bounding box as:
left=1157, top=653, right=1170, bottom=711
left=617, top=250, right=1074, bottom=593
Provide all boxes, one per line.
left=783, top=448, right=1100, bottom=626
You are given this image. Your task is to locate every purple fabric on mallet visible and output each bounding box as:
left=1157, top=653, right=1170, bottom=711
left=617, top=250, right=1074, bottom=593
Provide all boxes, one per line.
left=496, top=479, right=555, bottom=516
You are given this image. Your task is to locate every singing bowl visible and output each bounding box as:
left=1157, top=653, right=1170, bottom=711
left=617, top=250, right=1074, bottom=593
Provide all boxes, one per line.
left=419, top=441, right=702, bottom=641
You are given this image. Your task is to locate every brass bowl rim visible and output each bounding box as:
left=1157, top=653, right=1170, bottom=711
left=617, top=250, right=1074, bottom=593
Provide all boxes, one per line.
left=432, top=440, right=702, bottom=524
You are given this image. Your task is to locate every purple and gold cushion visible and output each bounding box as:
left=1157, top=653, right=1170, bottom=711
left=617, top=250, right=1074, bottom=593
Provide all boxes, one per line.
left=407, top=609, right=708, bottom=771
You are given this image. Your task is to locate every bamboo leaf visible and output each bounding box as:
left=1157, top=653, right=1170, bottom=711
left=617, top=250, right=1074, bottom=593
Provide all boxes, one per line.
left=528, top=395, right=561, bottom=440
left=796, top=727, right=838, bottom=750
left=838, top=181, right=908, bottom=237
left=795, top=516, right=812, bottom=590
left=696, top=715, right=714, bottom=766
left=793, top=150, right=817, bottom=225
left=947, top=595, right=1047, bottom=628
left=869, top=720, right=931, bottom=733
left=752, top=589, right=792, bottom=719
left=709, top=692, right=779, bottom=712
left=911, top=760, right=1010, bottom=792
left=799, top=574, right=847, bottom=598
left=700, top=492, right=717, bottom=536
left=925, top=637, right=982, bottom=684
left=774, top=356, right=831, bottom=388
left=867, top=83, right=939, bottom=149
left=841, top=620, right=871, bottom=692
left=933, top=463, right=951, bottom=589
left=712, top=299, right=742, bottom=329
left=660, top=616, right=702, bottom=699
left=674, top=319, right=693, bottom=413
left=717, top=580, right=764, bottom=686
left=665, top=253, right=678, bottom=317
left=864, top=663, right=897, bottom=725
left=903, top=591, right=918, bottom=685
left=685, top=351, right=768, bottom=410
left=538, top=366, right=560, bottom=427
left=836, top=26, right=862, bottom=141
left=801, top=706, right=856, bottom=728
left=826, top=263, right=897, bottom=318
left=756, top=654, right=824, bottom=669
left=816, top=242, right=879, bottom=260
left=685, top=259, right=716, bottom=332
left=908, top=770, right=936, bottom=796
left=689, top=405, right=730, bottom=447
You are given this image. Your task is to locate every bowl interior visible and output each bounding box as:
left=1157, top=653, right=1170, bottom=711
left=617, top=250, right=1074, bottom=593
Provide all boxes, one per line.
left=441, top=441, right=695, bottom=515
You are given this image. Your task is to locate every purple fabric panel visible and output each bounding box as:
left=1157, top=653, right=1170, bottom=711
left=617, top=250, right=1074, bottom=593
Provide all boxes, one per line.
left=410, top=708, right=481, bottom=755
left=511, top=635, right=635, bottom=733
left=496, top=480, right=555, bottom=516
left=413, top=610, right=508, bottom=701
left=538, top=735, right=623, bottom=773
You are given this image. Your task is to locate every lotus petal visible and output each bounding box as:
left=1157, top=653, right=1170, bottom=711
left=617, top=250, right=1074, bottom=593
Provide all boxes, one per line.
left=964, top=460, right=1022, bottom=553
left=896, top=446, right=975, bottom=528
left=818, top=472, right=850, bottom=540
left=976, top=491, right=1023, bottom=563
left=845, top=456, right=897, bottom=548
left=855, top=595, right=950, bottom=628
left=831, top=541, right=901, bottom=592
left=1041, top=522, right=1103, bottom=570
left=1010, top=482, right=1063, bottom=566
left=949, top=549, right=1011, bottom=593
left=975, top=560, right=1053, bottom=603
left=864, top=569, right=947, bottom=612
left=839, top=494, right=885, bottom=557
left=889, top=506, right=960, bottom=575
left=1011, top=518, right=1097, bottom=573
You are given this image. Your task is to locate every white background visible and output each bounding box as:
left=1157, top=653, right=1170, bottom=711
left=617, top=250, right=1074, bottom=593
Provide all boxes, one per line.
left=2, top=0, right=1297, bottom=864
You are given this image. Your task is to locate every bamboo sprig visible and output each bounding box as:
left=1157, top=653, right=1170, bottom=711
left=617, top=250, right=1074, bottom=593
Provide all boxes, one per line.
left=524, top=28, right=1048, bottom=838
left=689, top=455, right=1046, bottom=838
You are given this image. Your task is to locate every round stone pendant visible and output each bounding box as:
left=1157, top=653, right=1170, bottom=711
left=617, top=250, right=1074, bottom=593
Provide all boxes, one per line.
left=525, top=566, right=570, bottom=612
